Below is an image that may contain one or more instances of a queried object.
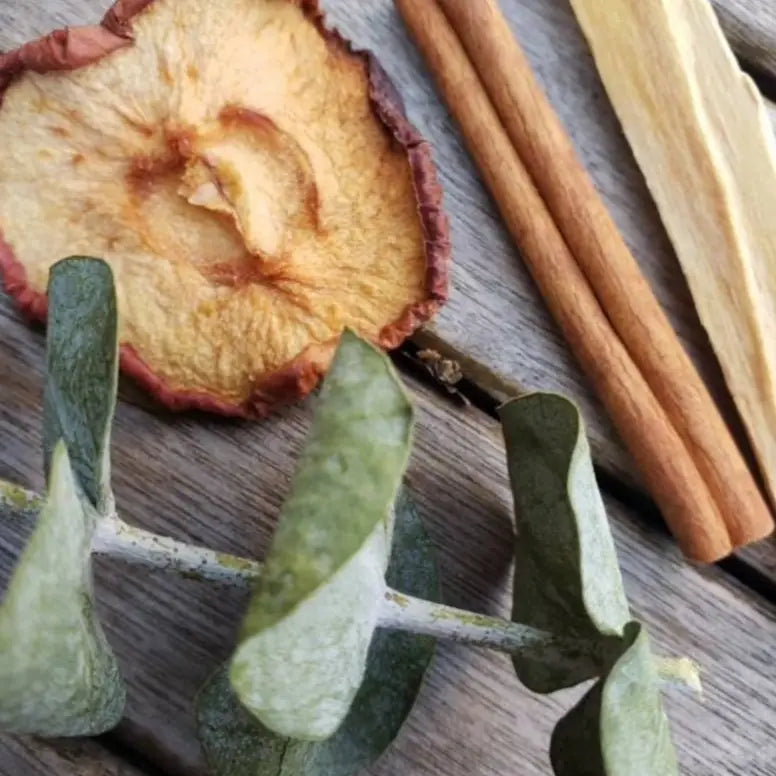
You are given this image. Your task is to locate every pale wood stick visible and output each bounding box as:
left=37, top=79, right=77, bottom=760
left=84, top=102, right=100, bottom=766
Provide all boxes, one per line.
left=568, top=0, right=776, bottom=528
left=395, top=0, right=734, bottom=561
left=433, top=0, right=773, bottom=552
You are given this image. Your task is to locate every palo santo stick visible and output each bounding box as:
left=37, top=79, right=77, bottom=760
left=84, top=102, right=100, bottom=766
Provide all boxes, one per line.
left=395, top=0, right=733, bottom=561
left=567, top=0, right=776, bottom=522
left=434, top=0, right=773, bottom=551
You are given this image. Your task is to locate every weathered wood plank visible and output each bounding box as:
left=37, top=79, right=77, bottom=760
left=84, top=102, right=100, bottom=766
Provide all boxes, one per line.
left=2, top=297, right=776, bottom=775
left=0, top=736, right=149, bottom=776
left=3, top=1, right=776, bottom=567
left=2, top=4, right=776, bottom=771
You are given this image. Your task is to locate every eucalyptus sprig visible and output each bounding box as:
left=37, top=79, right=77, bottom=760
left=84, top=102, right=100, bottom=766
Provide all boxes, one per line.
left=0, top=258, right=696, bottom=775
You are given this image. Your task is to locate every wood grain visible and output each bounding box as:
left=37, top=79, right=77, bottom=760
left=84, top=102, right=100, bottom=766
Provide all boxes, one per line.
left=569, top=0, right=776, bottom=535
left=3, top=295, right=776, bottom=774
left=317, top=0, right=776, bottom=572
left=3, top=0, right=776, bottom=568
left=0, top=737, right=148, bottom=775
left=2, top=1, right=776, bottom=772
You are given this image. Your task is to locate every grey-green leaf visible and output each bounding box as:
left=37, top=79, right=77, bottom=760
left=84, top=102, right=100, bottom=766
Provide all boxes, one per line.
left=0, top=442, right=125, bottom=736
left=550, top=623, right=678, bottom=776
left=43, top=257, right=118, bottom=514
left=231, top=331, right=414, bottom=741
left=500, top=393, right=630, bottom=693
left=198, top=490, right=438, bottom=776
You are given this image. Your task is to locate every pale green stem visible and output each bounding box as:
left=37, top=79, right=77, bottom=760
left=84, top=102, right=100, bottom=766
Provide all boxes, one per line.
left=92, top=516, right=261, bottom=588
left=0, top=477, right=696, bottom=682
left=90, top=517, right=583, bottom=660
left=3, top=484, right=589, bottom=657
left=1, top=477, right=261, bottom=587
left=379, top=589, right=616, bottom=668
left=89, top=517, right=581, bottom=661
left=96, top=515, right=589, bottom=661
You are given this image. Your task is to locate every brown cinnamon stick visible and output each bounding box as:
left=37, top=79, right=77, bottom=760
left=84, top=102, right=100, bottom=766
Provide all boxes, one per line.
left=433, top=0, right=774, bottom=553
left=395, top=0, right=774, bottom=561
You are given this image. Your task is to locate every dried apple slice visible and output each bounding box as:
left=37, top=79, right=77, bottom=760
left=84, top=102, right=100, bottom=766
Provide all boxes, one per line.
left=0, top=0, right=449, bottom=417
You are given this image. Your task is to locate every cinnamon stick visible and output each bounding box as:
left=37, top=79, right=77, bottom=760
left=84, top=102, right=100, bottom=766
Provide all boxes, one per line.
left=433, top=0, right=773, bottom=552
left=394, top=0, right=774, bottom=561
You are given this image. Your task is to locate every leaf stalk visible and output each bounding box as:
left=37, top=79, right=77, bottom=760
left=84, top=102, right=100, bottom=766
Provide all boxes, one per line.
left=0, top=477, right=633, bottom=670
left=379, top=590, right=611, bottom=666
left=91, top=516, right=261, bottom=588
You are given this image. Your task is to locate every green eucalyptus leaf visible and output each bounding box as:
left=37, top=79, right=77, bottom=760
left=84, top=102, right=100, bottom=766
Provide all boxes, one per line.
left=198, top=491, right=438, bottom=776
left=0, top=442, right=125, bottom=736
left=0, top=257, right=124, bottom=735
left=231, top=331, right=414, bottom=741
left=43, top=257, right=118, bottom=514
left=550, top=623, right=678, bottom=776
left=500, top=393, right=630, bottom=693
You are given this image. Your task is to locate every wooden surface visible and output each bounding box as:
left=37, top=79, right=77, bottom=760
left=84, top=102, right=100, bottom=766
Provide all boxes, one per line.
left=0, top=737, right=148, bottom=775
left=4, top=296, right=776, bottom=775
left=2, top=0, right=776, bottom=775
left=322, top=0, right=776, bottom=573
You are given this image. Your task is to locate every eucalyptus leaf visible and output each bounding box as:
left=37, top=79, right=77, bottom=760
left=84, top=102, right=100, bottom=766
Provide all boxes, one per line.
left=550, top=623, right=678, bottom=776
left=43, top=257, right=118, bottom=514
left=231, top=331, right=414, bottom=741
left=500, top=393, right=630, bottom=693
left=199, top=490, right=438, bottom=775
left=0, top=442, right=125, bottom=736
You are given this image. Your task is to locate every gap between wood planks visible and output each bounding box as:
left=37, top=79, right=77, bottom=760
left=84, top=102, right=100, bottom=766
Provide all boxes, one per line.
left=95, top=733, right=176, bottom=776
left=0, top=736, right=154, bottom=776
left=395, top=344, right=776, bottom=605
left=741, top=63, right=776, bottom=102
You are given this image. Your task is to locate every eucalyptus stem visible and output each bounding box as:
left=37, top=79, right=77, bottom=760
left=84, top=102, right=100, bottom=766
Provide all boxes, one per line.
left=4, top=480, right=602, bottom=660
left=92, top=516, right=261, bottom=588
left=0, top=476, right=682, bottom=677
left=97, top=511, right=592, bottom=662
left=379, top=590, right=614, bottom=668
left=0, top=476, right=262, bottom=587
